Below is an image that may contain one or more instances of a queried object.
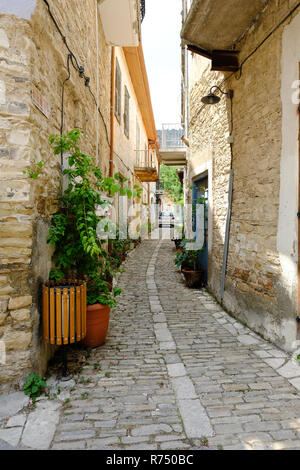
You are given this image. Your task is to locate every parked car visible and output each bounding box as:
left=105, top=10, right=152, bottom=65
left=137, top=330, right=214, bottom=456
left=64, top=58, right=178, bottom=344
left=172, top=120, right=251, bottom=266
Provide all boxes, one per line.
left=159, top=211, right=175, bottom=228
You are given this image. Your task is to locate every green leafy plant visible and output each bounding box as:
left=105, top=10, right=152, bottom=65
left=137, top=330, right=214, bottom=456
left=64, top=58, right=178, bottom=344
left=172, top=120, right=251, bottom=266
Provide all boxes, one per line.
left=174, top=239, right=203, bottom=271
left=160, top=164, right=184, bottom=205
left=109, top=230, right=131, bottom=270
left=47, top=129, right=140, bottom=306
left=86, top=272, right=122, bottom=307
left=64, top=398, right=72, bottom=409
left=200, top=436, right=209, bottom=447
left=24, top=374, right=46, bottom=402
left=23, top=160, right=45, bottom=179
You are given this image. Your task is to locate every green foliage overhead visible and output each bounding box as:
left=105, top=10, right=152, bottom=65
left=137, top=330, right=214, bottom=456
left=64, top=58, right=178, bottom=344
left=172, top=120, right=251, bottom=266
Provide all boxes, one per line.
left=159, top=164, right=184, bottom=205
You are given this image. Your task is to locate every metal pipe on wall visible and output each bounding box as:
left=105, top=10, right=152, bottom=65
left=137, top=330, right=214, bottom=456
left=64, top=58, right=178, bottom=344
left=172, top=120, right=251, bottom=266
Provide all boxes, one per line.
left=95, top=0, right=99, bottom=160
left=109, top=46, right=115, bottom=177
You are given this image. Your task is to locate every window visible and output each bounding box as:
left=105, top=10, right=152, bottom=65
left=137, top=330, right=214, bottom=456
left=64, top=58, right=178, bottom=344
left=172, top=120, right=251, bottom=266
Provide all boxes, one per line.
left=124, top=86, right=130, bottom=138
left=114, top=59, right=121, bottom=122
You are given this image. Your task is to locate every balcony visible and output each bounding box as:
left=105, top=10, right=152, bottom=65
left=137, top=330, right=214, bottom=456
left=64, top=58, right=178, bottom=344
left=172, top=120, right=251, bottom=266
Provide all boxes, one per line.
left=134, top=150, right=159, bottom=183
left=181, top=0, right=267, bottom=55
left=158, top=124, right=187, bottom=166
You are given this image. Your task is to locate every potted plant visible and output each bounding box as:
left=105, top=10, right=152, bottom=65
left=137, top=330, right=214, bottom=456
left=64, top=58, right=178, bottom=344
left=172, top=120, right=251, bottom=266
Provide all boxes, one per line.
left=172, top=235, right=184, bottom=250
left=174, top=240, right=205, bottom=288
left=82, top=274, right=122, bottom=348
left=47, top=129, right=141, bottom=347
left=175, top=239, right=183, bottom=253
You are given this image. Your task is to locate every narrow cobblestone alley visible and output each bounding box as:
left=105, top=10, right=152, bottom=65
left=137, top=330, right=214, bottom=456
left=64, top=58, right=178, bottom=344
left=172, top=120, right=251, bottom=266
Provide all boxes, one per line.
left=3, top=240, right=300, bottom=450
left=3, top=0, right=300, bottom=457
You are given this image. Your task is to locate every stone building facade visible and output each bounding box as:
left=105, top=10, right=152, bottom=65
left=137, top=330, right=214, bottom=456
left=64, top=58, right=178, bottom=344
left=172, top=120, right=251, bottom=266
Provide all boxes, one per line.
left=182, top=0, right=300, bottom=352
left=0, top=0, right=158, bottom=391
left=112, top=45, right=159, bottom=233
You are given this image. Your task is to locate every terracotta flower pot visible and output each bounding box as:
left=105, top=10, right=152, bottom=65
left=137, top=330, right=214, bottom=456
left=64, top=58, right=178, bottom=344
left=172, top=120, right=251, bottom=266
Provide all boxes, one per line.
left=81, top=303, right=110, bottom=348
left=182, top=269, right=204, bottom=288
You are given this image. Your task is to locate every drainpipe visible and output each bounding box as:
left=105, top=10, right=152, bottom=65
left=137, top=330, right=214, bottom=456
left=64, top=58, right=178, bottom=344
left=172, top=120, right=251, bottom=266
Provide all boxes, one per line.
left=108, top=46, right=115, bottom=254
left=109, top=46, right=115, bottom=177
left=148, top=182, right=150, bottom=234
left=147, top=144, right=150, bottom=233
left=95, top=0, right=99, bottom=160
left=220, top=94, right=234, bottom=302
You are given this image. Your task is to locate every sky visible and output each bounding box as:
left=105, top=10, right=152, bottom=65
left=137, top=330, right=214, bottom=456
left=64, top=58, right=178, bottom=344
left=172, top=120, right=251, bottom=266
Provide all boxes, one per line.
left=142, top=0, right=182, bottom=130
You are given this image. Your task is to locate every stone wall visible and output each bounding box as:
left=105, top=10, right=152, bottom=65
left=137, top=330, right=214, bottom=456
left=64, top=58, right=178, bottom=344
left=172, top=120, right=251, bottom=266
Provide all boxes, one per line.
left=0, top=0, right=111, bottom=390
left=187, top=1, right=300, bottom=351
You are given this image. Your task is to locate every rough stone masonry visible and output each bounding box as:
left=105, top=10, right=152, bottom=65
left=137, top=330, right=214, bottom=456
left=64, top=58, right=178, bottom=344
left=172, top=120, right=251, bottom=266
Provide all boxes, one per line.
left=186, top=0, right=300, bottom=352
left=0, top=0, right=111, bottom=390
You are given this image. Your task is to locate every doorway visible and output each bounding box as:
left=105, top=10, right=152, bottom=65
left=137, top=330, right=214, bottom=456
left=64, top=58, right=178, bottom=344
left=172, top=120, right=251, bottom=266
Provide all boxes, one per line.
left=192, top=174, right=208, bottom=284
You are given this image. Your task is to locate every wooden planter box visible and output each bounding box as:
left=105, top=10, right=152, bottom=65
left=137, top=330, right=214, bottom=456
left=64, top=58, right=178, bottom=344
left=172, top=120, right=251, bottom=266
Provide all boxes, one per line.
left=42, top=280, right=87, bottom=345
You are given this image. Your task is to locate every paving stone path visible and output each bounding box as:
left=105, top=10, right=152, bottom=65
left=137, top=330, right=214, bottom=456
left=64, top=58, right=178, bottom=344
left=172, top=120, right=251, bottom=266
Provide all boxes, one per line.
left=2, top=240, right=300, bottom=450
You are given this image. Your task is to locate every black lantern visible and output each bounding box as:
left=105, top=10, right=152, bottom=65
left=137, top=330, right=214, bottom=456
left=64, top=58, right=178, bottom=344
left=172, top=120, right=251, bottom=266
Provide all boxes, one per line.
left=201, top=86, right=233, bottom=105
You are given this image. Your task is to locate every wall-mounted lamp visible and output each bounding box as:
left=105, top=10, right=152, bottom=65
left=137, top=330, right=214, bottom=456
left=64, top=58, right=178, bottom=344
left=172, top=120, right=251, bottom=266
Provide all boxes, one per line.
left=201, top=86, right=233, bottom=105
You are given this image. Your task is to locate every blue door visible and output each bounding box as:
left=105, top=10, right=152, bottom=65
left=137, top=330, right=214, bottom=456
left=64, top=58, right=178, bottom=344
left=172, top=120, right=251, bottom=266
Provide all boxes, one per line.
left=192, top=176, right=208, bottom=284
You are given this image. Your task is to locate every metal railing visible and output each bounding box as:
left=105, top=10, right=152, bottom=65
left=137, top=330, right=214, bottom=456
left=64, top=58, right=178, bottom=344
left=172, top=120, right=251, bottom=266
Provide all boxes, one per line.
left=135, top=150, right=156, bottom=169
left=140, top=0, right=145, bottom=22
left=158, top=124, right=185, bottom=150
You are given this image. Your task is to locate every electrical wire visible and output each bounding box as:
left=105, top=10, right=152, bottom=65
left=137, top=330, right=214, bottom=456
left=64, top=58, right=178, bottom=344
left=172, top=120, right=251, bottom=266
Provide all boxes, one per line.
left=114, top=151, right=135, bottom=176
left=43, top=1, right=146, bottom=182
left=60, top=53, right=71, bottom=165
left=42, top=0, right=110, bottom=148
left=220, top=0, right=300, bottom=87
left=43, top=0, right=81, bottom=72
left=87, top=85, right=110, bottom=146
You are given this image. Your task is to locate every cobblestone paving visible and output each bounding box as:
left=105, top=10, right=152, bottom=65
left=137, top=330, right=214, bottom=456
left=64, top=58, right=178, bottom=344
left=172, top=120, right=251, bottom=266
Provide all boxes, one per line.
left=2, top=239, right=300, bottom=450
